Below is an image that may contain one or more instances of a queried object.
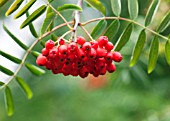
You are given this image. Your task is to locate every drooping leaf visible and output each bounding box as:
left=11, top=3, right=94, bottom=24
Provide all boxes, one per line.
left=84, top=0, right=106, bottom=16
left=4, top=86, right=14, bottom=116
left=111, top=0, right=121, bottom=16
left=91, top=20, right=107, bottom=40
left=128, top=0, right=138, bottom=20
left=0, top=65, right=14, bottom=76
left=165, top=40, right=170, bottom=65
left=31, top=51, right=40, bottom=58
left=145, top=0, right=160, bottom=26
left=26, top=12, right=38, bottom=38
left=157, top=11, right=170, bottom=33
left=20, top=5, right=47, bottom=29
left=104, top=19, right=120, bottom=41
left=25, top=63, right=45, bottom=76
left=57, top=4, right=82, bottom=12
left=5, top=0, right=24, bottom=16
left=16, top=77, right=33, bottom=99
left=148, top=36, right=159, bottom=74
left=0, top=0, right=9, bottom=7
left=3, top=24, right=28, bottom=50
left=0, top=81, right=5, bottom=87
left=48, top=0, right=54, bottom=3
left=51, top=34, right=58, bottom=41
left=130, top=29, right=146, bottom=67
left=0, top=50, right=21, bottom=64
left=41, top=12, right=56, bottom=35
left=14, top=0, right=36, bottom=19
left=114, top=23, right=133, bottom=51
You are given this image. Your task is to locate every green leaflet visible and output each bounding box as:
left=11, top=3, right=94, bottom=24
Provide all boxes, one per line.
left=26, top=12, right=38, bottom=38
left=145, top=0, right=160, bottom=26
left=48, top=0, right=54, bottom=3
left=84, top=0, right=106, bottom=16
left=0, top=50, right=22, bottom=64
left=128, top=0, right=138, bottom=20
left=157, top=11, right=170, bottom=33
left=41, top=12, right=56, bottom=35
left=14, top=0, right=36, bottom=19
left=130, top=29, right=146, bottom=67
left=20, top=5, right=47, bottom=29
left=148, top=36, right=159, bottom=74
left=16, top=77, right=33, bottom=99
left=91, top=20, right=107, bottom=40
left=57, top=4, right=82, bottom=12
left=51, top=34, right=58, bottom=41
left=111, top=0, right=121, bottom=16
left=5, top=0, right=24, bottom=16
left=0, top=65, right=14, bottom=76
left=114, top=23, right=133, bottom=51
left=25, top=63, right=45, bottom=76
left=0, top=81, right=5, bottom=87
left=0, top=0, right=9, bottom=7
left=31, top=51, right=40, bottom=58
left=104, top=19, right=120, bottom=41
left=3, top=24, right=28, bottom=50
left=165, top=40, right=170, bottom=65
left=4, top=86, right=14, bottom=116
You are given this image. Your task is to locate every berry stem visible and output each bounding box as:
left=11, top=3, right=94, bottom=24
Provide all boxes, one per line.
left=71, top=0, right=83, bottom=42
left=80, top=25, right=94, bottom=41
left=46, top=2, right=73, bottom=30
left=82, top=17, right=169, bottom=41
left=55, top=30, right=73, bottom=44
left=2, top=22, right=73, bottom=88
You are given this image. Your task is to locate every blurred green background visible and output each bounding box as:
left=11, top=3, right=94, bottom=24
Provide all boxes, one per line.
left=0, top=0, right=170, bottom=121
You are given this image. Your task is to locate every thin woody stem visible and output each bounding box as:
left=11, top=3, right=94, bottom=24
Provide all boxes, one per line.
left=55, top=30, right=73, bottom=44
left=3, top=22, right=73, bottom=87
left=47, top=3, right=72, bottom=30
left=71, top=0, right=83, bottom=42
left=80, top=26, right=94, bottom=41
left=82, top=17, right=169, bottom=41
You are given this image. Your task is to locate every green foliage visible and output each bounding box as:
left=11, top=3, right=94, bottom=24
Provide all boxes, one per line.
left=130, top=29, right=146, bottom=67
left=165, top=40, right=170, bottom=65
left=25, top=63, right=45, bottom=76
left=91, top=20, right=107, bottom=39
left=15, top=77, right=33, bottom=99
left=114, top=23, right=133, bottom=51
left=5, top=0, right=24, bottom=16
left=84, top=0, right=106, bottom=16
left=0, top=0, right=9, bottom=7
left=20, top=5, right=47, bottom=29
left=0, top=65, right=14, bottom=76
left=4, top=86, right=14, bottom=116
left=111, top=0, right=121, bottom=16
left=57, top=4, right=82, bottom=12
left=128, top=0, right=138, bottom=20
left=148, top=36, right=159, bottom=74
left=0, top=82, right=5, bottom=86
left=145, top=0, right=160, bottom=26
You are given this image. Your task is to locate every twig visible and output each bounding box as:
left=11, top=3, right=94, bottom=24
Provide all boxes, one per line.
left=55, top=30, right=72, bottom=44
left=80, top=26, right=94, bottom=41
left=82, top=17, right=169, bottom=41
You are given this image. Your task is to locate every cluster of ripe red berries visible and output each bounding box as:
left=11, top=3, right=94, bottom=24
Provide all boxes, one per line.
left=36, top=36, right=122, bottom=78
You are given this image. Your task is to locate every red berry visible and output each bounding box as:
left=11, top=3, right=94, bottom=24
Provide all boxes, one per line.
left=68, top=42, right=78, bottom=53
left=77, top=36, right=86, bottom=45
left=45, top=40, right=55, bottom=50
left=97, top=36, right=108, bottom=47
left=77, top=48, right=86, bottom=59
left=36, top=54, right=47, bottom=66
left=107, top=63, right=116, bottom=73
left=105, top=52, right=113, bottom=62
left=87, top=48, right=97, bottom=59
left=112, top=52, right=123, bottom=62
left=48, top=47, right=59, bottom=59
left=105, top=42, right=114, bottom=51
left=59, top=38, right=65, bottom=45
left=90, top=41, right=98, bottom=49
left=96, top=48, right=106, bottom=57
left=42, top=48, right=49, bottom=56
left=100, top=66, right=107, bottom=75
left=59, top=45, right=68, bottom=55
left=82, top=42, right=91, bottom=52
left=79, top=66, right=89, bottom=78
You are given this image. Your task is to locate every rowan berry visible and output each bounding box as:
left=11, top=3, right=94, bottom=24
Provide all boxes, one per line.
left=36, top=54, right=47, bottom=66
left=59, top=38, right=65, bottom=45
left=112, top=52, right=123, bottom=62
left=97, top=36, right=108, bottom=47
left=105, top=42, right=114, bottom=51
left=107, top=63, right=116, bottom=73
left=97, top=48, right=106, bottom=57
left=45, top=40, right=55, bottom=50
left=42, top=48, right=49, bottom=56
left=77, top=36, right=86, bottom=45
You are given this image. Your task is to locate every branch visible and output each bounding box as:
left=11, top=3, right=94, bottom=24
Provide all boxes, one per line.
left=3, top=21, right=73, bottom=87
left=71, top=0, right=83, bottom=42
left=81, top=17, right=169, bottom=41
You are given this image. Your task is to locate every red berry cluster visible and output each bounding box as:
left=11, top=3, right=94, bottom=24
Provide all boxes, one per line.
left=36, top=36, right=122, bottom=78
